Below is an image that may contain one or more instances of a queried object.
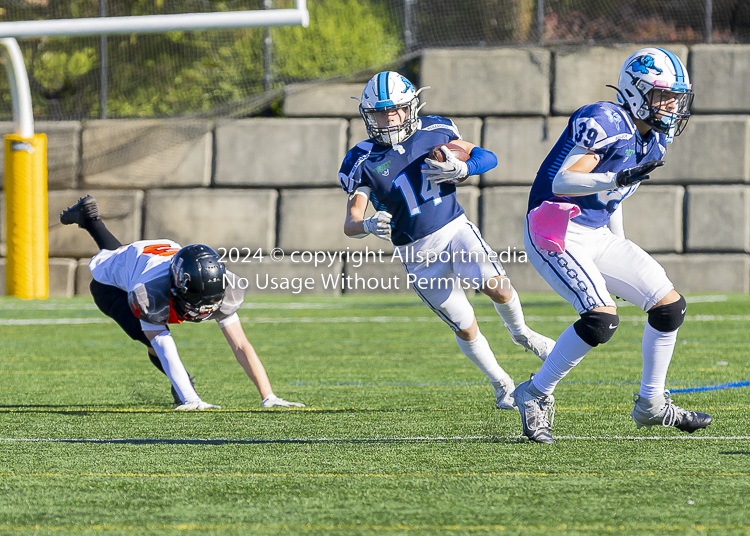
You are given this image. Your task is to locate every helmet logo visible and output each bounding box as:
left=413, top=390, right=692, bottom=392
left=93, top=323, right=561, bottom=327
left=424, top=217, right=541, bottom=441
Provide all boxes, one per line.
left=629, top=55, right=663, bottom=75
left=173, top=257, right=190, bottom=290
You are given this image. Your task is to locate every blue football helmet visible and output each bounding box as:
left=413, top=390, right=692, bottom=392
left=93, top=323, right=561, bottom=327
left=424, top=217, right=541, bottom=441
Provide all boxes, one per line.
left=359, top=71, right=427, bottom=146
left=616, top=47, right=694, bottom=142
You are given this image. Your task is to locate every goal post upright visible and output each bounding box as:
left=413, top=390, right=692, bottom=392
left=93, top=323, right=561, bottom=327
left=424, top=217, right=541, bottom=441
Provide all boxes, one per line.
left=0, top=1, right=309, bottom=299
left=1, top=37, right=47, bottom=299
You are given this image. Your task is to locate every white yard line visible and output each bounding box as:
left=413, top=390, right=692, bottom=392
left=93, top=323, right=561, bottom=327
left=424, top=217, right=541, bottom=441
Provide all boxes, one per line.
left=0, top=318, right=110, bottom=325
left=2, top=313, right=750, bottom=326
left=0, top=435, right=748, bottom=443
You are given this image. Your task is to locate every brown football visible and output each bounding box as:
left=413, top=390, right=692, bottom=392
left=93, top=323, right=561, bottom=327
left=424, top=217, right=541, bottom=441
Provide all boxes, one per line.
left=428, top=143, right=471, bottom=163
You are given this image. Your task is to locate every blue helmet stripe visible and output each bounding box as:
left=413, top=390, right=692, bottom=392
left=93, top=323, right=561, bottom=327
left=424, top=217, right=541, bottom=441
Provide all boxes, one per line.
left=377, top=72, right=390, bottom=101
left=657, top=48, right=684, bottom=83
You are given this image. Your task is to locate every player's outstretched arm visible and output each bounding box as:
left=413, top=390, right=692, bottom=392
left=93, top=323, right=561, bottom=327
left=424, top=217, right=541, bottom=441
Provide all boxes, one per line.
left=344, top=189, right=391, bottom=241
left=220, top=320, right=304, bottom=408
left=144, top=328, right=220, bottom=410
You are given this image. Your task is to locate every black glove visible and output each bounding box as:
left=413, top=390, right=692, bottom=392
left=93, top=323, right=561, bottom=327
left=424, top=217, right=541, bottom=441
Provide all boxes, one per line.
left=615, top=160, right=665, bottom=188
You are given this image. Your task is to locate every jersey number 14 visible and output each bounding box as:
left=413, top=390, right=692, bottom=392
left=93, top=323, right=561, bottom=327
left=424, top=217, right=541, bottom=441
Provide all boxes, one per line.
left=393, top=166, right=442, bottom=217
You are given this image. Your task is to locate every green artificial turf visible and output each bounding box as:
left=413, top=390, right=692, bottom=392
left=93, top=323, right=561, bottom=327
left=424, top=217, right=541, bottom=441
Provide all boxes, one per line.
left=0, top=293, right=749, bottom=535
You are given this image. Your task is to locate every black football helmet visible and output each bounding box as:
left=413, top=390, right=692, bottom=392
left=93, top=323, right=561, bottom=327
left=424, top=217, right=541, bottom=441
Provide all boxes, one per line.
left=169, top=244, right=226, bottom=321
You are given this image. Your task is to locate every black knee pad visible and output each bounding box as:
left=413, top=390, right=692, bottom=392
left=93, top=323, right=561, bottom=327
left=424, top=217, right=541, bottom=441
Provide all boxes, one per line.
left=574, top=311, right=619, bottom=347
left=648, top=294, right=686, bottom=332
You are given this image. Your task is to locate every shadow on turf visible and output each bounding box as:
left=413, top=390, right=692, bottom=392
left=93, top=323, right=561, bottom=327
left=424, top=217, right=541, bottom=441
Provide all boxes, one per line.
left=719, top=451, right=750, bottom=455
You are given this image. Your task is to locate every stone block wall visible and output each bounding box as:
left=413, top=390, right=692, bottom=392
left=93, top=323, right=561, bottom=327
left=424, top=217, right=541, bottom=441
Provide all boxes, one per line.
left=3, top=44, right=749, bottom=297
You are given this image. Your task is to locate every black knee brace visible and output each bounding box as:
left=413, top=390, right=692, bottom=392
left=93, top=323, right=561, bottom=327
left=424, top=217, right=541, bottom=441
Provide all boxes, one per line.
left=647, top=294, right=686, bottom=332
left=574, top=311, right=619, bottom=347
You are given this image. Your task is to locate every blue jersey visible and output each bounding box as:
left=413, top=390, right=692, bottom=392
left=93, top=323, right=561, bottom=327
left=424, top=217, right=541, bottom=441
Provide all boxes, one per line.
left=528, top=101, right=667, bottom=228
left=339, top=116, right=465, bottom=246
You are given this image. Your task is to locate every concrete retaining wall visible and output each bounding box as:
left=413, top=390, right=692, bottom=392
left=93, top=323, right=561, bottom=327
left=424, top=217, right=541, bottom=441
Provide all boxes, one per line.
left=3, top=44, right=749, bottom=297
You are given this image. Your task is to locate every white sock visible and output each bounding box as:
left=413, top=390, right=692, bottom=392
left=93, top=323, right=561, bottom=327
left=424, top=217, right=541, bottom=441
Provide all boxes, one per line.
left=532, top=324, right=592, bottom=395
left=639, top=323, right=678, bottom=399
left=455, top=330, right=513, bottom=386
left=493, top=288, right=526, bottom=337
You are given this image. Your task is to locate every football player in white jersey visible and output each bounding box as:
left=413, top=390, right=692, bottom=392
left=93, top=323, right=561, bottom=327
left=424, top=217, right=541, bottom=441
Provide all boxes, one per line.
left=339, top=71, right=556, bottom=410
left=60, top=195, right=304, bottom=410
left=514, top=48, right=711, bottom=442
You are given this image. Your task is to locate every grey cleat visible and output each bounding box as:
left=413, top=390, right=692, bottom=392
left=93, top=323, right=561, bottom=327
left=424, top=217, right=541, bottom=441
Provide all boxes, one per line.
left=509, top=328, right=556, bottom=362
left=512, top=375, right=555, bottom=444
left=631, top=391, right=712, bottom=433
left=59, top=195, right=100, bottom=227
left=493, top=378, right=516, bottom=410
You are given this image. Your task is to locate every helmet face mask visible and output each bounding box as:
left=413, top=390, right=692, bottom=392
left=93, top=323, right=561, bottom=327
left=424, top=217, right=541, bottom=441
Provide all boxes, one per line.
left=359, top=71, right=425, bottom=146
left=645, top=88, right=694, bottom=137
left=616, top=48, right=694, bottom=142
left=169, top=244, right=226, bottom=322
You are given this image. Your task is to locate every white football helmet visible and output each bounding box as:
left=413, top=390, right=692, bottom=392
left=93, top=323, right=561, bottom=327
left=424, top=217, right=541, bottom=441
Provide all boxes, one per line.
left=359, top=71, right=427, bottom=146
left=616, top=47, right=694, bottom=142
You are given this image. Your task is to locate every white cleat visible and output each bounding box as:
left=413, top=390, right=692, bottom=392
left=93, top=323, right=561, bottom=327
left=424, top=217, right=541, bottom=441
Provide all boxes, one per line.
left=175, top=400, right=220, bottom=410
left=493, top=379, right=516, bottom=410
left=509, top=328, right=556, bottom=361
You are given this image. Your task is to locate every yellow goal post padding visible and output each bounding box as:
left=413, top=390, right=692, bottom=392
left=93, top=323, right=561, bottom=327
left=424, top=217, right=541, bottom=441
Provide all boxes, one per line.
left=4, top=133, right=48, bottom=299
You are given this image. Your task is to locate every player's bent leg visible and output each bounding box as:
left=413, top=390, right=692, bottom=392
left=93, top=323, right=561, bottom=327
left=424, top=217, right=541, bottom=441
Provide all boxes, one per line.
left=590, top=234, right=710, bottom=431
left=573, top=308, right=619, bottom=347
left=90, top=280, right=151, bottom=347
left=531, top=307, right=616, bottom=396
left=60, top=195, right=122, bottom=251
left=514, top=309, right=617, bottom=443
left=452, top=222, right=556, bottom=360
left=455, top=319, right=516, bottom=410
left=480, top=277, right=556, bottom=361
left=412, top=279, right=515, bottom=410
left=631, top=292, right=712, bottom=432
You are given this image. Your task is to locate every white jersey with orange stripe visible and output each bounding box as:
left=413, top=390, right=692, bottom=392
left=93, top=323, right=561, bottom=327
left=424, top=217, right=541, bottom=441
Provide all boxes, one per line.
left=89, top=239, right=244, bottom=327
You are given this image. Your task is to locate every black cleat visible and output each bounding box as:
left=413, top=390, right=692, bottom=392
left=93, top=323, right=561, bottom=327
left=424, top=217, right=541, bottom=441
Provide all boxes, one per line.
left=632, top=391, right=712, bottom=433
left=673, top=409, right=713, bottom=434
left=171, top=375, right=196, bottom=405
left=60, top=195, right=100, bottom=227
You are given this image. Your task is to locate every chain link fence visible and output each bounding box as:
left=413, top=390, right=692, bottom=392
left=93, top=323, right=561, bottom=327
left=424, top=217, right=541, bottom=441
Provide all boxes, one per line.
left=0, top=0, right=746, bottom=121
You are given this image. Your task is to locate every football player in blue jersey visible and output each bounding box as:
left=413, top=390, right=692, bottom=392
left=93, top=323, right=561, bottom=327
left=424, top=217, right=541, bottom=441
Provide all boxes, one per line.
left=338, top=71, right=556, bottom=410
left=513, top=48, right=712, bottom=443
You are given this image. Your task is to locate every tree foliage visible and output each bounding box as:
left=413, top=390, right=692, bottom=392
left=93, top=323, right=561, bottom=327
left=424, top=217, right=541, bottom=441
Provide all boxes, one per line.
left=0, top=0, right=401, bottom=120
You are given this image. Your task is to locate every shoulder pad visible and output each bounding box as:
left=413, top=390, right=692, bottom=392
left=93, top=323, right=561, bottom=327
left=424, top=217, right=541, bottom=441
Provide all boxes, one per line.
left=128, top=276, right=172, bottom=325
left=217, top=270, right=245, bottom=318
left=571, top=102, right=634, bottom=151
left=419, top=116, right=462, bottom=139
left=338, top=141, right=375, bottom=194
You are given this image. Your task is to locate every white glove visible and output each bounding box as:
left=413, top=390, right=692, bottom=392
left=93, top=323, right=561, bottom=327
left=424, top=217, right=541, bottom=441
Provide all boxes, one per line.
left=362, top=211, right=392, bottom=241
left=175, top=399, right=221, bottom=410
left=261, top=394, right=305, bottom=408
left=423, top=146, right=469, bottom=184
